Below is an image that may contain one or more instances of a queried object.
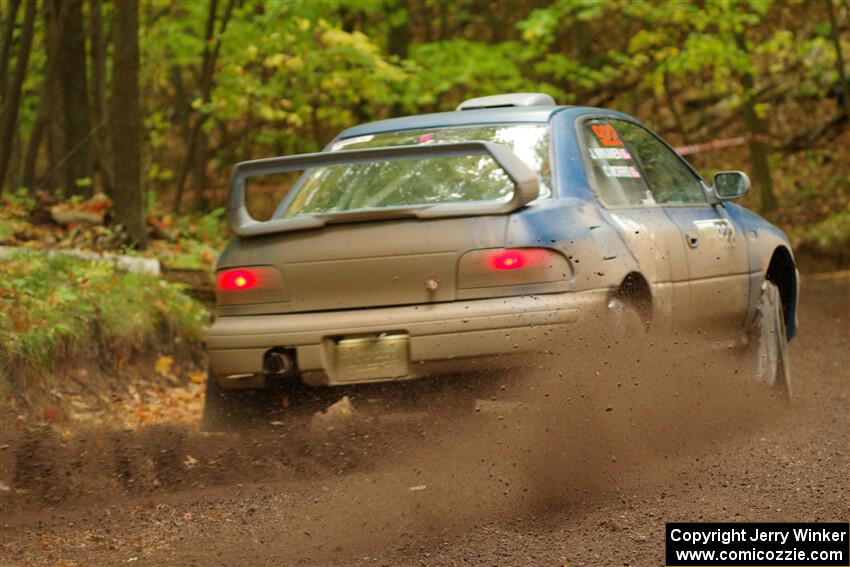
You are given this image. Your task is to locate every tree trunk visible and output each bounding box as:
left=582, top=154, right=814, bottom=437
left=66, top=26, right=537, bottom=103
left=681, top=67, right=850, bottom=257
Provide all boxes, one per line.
left=825, top=0, right=850, bottom=119
left=0, top=0, right=22, bottom=99
left=169, top=65, right=191, bottom=212
left=741, top=102, right=777, bottom=213
left=663, top=72, right=689, bottom=145
left=58, top=0, right=94, bottom=197
left=0, top=0, right=36, bottom=194
left=170, top=66, right=192, bottom=145
left=8, top=126, right=22, bottom=188
left=22, top=87, right=47, bottom=190
left=420, top=0, right=432, bottom=43
left=173, top=0, right=218, bottom=214
left=45, top=0, right=67, bottom=195
left=173, top=0, right=234, bottom=214
left=191, top=129, right=208, bottom=211
left=439, top=1, right=448, bottom=40
left=387, top=6, right=409, bottom=61
left=110, top=0, right=146, bottom=247
left=386, top=1, right=409, bottom=117
left=89, top=0, right=113, bottom=193
left=570, top=18, right=592, bottom=67
left=735, top=33, right=777, bottom=213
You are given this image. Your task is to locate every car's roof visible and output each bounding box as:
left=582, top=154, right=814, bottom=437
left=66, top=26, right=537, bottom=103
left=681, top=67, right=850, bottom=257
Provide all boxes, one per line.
left=338, top=105, right=576, bottom=139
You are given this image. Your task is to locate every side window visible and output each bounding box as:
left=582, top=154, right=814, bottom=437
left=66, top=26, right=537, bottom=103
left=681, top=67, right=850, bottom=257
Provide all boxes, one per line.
left=616, top=121, right=707, bottom=205
left=580, top=120, right=655, bottom=207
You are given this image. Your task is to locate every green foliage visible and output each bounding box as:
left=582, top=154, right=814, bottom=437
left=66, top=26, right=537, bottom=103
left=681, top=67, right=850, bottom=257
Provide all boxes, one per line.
left=191, top=207, right=227, bottom=243
left=406, top=40, right=565, bottom=107
left=0, top=252, right=209, bottom=376
left=146, top=204, right=229, bottom=270
left=787, top=200, right=850, bottom=260
left=3, top=0, right=848, bottom=266
left=165, top=4, right=409, bottom=153
left=807, top=208, right=850, bottom=251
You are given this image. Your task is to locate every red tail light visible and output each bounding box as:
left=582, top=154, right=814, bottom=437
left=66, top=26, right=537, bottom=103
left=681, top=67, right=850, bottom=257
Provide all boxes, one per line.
left=459, top=248, right=571, bottom=290
left=488, top=249, right=558, bottom=271
left=215, top=266, right=284, bottom=306
left=217, top=269, right=259, bottom=291
left=490, top=250, right=526, bottom=270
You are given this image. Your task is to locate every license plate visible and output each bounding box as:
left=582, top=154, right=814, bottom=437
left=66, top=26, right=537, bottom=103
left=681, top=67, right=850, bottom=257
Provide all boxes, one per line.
left=333, top=333, right=409, bottom=382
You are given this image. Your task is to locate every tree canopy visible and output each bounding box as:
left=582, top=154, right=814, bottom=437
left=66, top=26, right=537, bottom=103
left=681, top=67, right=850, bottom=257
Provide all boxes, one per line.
left=0, top=0, right=847, bottom=257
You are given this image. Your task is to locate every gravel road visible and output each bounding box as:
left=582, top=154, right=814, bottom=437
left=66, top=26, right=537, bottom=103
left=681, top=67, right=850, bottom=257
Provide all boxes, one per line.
left=1, top=275, right=847, bottom=566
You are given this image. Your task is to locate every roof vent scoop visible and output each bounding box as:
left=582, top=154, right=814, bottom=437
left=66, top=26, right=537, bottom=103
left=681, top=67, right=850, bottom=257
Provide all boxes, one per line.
left=456, top=92, right=556, bottom=111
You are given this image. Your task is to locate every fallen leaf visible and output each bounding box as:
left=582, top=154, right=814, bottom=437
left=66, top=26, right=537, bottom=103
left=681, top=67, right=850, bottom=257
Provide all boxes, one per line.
left=41, top=405, right=62, bottom=422
left=188, top=371, right=206, bottom=384
left=154, top=355, right=173, bottom=377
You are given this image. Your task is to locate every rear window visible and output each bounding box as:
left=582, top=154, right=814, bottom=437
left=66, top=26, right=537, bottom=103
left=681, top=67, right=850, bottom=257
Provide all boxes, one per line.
left=278, top=124, right=550, bottom=218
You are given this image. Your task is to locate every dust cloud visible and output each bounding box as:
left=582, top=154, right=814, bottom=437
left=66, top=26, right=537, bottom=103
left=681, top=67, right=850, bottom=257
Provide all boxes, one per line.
left=1, top=317, right=788, bottom=563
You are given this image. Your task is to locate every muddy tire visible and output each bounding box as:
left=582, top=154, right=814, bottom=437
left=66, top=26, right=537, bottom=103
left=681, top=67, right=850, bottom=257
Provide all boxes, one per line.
left=752, top=280, right=792, bottom=399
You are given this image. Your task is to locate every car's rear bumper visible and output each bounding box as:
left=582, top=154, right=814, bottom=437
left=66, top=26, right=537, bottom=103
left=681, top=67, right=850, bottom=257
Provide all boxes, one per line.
left=207, top=289, right=610, bottom=387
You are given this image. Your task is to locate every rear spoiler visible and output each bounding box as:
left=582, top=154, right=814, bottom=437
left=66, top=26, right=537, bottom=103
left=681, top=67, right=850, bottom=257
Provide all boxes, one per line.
left=227, top=141, right=540, bottom=237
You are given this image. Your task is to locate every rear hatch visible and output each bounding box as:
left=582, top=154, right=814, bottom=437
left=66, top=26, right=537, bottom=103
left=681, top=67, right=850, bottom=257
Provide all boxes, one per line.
left=217, top=124, right=551, bottom=314
left=218, top=215, right=510, bottom=313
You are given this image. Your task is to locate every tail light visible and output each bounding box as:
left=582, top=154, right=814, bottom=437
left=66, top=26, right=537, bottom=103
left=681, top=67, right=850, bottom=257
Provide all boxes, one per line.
left=217, top=269, right=259, bottom=291
left=489, top=249, right=548, bottom=271
left=215, top=266, right=284, bottom=305
left=458, top=248, right=571, bottom=289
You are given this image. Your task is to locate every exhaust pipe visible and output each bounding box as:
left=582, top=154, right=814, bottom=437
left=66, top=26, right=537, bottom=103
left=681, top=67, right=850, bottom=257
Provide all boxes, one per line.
left=221, top=373, right=267, bottom=389
left=264, top=350, right=294, bottom=375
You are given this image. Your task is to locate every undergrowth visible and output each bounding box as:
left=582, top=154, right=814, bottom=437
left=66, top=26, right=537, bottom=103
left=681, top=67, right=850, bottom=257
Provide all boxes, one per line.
left=0, top=251, right=209, bottom=385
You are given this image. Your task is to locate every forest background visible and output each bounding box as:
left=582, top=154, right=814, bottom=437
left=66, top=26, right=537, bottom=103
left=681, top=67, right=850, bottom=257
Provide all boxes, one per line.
left=0, top=0, right=848, bottom=262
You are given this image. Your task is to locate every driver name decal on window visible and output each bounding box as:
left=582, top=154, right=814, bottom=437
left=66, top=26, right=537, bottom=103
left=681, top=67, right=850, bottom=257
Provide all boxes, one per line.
left=602, top=164, right=641, bottom=178
left=591, top=124, right=624, bottom=147
left=589, top=147, right=632, bottom=160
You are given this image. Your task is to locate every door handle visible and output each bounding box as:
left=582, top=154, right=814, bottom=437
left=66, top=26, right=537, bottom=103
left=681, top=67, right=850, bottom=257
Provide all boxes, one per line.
left=685, top=231, right=700, bottom=248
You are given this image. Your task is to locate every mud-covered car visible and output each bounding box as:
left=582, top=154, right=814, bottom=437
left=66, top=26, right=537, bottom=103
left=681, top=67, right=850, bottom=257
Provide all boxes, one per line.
left=203, top=92, right=798, bottom=429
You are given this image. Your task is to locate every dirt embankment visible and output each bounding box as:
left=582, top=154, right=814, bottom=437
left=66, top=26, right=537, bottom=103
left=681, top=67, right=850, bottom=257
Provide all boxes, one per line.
left=0, top=276, right=847, bottom=566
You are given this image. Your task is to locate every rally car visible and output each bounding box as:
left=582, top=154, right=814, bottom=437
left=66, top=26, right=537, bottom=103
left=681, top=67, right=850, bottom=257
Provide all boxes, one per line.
left=203, top=92, right=797, bottom=429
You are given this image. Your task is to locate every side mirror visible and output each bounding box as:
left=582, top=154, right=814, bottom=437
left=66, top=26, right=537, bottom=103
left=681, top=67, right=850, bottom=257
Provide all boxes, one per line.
left=713, top=171, right=750, bottom=201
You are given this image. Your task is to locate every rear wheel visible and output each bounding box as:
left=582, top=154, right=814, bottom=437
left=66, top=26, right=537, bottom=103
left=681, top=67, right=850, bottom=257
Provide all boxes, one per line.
left=752, top=280, right=792, bottom=399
